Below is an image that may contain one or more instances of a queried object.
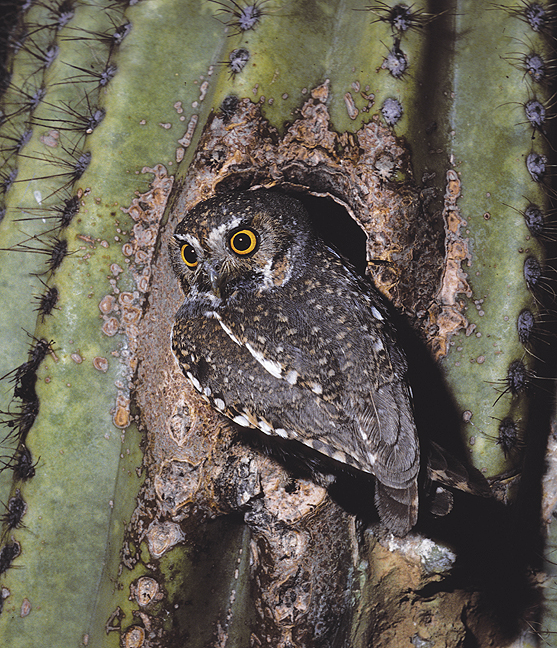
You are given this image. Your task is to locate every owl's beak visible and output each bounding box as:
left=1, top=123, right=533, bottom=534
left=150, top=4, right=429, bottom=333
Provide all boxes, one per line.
left=207, top=265, right=222, bottom=298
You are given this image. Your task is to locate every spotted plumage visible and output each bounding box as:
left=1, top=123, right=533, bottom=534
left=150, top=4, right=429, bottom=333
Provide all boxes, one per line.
left=170, top=190, right=420, bottom=536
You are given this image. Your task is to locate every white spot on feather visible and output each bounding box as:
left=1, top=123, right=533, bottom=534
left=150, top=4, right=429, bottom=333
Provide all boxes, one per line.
left=310, top=382, right=323, bottom=395
left=245, top=342, right=283, bottom=379
left=186, top=372, right=202, bottom=392
left=285, top=369, right=298, bottom=385
left=214, top=398, right=225, bottom=411
left=275, top=428, right=288, bottom=438
left=332, top=450, right=347, bottom=463
left=258, top=419, right=273, bottom=434
left=373, top=338, right=384, bottom=352
left=371, top=306, right=384, bottom=320
left=232, top=414, right=250, bottom=427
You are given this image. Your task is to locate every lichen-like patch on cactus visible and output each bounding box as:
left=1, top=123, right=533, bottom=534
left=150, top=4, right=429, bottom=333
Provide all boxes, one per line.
left=97, top=164, right=173, bottom=430
left=428, top=170, right=474, bottom=359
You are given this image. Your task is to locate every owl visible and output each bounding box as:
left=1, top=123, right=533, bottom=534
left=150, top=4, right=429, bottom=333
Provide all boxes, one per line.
left=170, top=190, right=420, bottom=536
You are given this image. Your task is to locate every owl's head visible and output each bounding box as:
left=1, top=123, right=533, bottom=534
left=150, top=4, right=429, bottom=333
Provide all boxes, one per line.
left=170, top=190, right=314, bottom=299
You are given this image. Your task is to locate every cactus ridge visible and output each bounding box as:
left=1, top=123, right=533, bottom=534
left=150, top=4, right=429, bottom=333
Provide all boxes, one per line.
left=33, top=282, right=59, bottom=320
left=0, top=0, right=130, bottom=598
left=0, top=233, right=69, bottom=274
left=4, top=445, right=37, bottom=481
left=0, top=127, right=32, bottom=164
left=0, top=0, right=127, bottom=306
left=500, top=0, right=557, bottom=34
left=56, top=59, right=118, bottom=87
left=12, top=146, right=91, bottom=192
left=496, top=416, right=525, bottom=457
left=0, top=541, right=20, bottom=578
left=0, top=0, right=226, bottom=641
left=0, top=166, right=17, bottom=196
left=0, top=489, right=26, bottom=538
left=0, top=336, right=52, bottom=452
left=1, top=84, right=46, bottom=119
left=13, top=193, right=80, bottom=233
left=365, top=1, right=440, bottom=34
left=15, top=38, right=60, bottom=73
left=226, top=46, right=250, bottom=76
left=29, top=101, right=105, bottom=145
left=59, top=17, right=132, bottom=52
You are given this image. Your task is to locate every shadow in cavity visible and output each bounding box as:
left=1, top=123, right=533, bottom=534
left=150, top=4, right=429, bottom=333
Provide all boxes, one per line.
left=292, top=192, right=368, bottom=277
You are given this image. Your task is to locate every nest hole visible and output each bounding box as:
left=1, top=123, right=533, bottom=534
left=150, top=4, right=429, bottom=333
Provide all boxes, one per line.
left=287, top=192, right=368, bottom=278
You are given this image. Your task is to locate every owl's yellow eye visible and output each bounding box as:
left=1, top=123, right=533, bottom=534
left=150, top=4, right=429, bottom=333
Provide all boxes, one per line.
left=229, top=228, right=259, bottom=256
left=181, top=243, right=198, bottom=268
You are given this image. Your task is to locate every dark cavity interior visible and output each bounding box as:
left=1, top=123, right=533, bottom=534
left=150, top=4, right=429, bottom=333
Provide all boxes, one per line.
left=289, top=193, right=368, bottom=278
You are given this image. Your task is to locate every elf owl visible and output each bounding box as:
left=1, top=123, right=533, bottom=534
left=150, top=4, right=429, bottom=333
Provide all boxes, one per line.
left=170, top=190, right=420, bottom=536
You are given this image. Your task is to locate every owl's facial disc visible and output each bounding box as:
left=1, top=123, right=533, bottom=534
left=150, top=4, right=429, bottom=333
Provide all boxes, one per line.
left=174, top=226, right=264, bottom=299
left=208, top=226, right=261, bottom=297
left=172, top=190, right=314, bottom=299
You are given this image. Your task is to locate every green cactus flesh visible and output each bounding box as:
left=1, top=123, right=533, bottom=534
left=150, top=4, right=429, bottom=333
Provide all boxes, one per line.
left=0, top=0, right=555, bottom=645
left=435, top=1, right=552, bottom=485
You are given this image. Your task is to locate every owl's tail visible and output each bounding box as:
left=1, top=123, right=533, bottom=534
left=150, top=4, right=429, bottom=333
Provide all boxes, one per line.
left=374, top=480, right=419, bottom=537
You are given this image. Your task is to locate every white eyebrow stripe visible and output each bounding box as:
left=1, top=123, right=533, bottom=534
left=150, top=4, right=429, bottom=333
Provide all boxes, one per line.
left=206, top=217, right=242, bottom=249
left=175, top=232, right=202, bottom=249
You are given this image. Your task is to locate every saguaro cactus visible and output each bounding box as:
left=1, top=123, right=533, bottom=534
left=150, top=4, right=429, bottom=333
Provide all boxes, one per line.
left=0, top=0, right=555, bottom=646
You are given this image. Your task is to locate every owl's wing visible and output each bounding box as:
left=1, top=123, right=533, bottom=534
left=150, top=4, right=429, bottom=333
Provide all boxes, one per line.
left=213, top=276, right=420, bottom=532
left=345, top=380, right=419, bottom=536
left=174, top=286, right=419, bottom=535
